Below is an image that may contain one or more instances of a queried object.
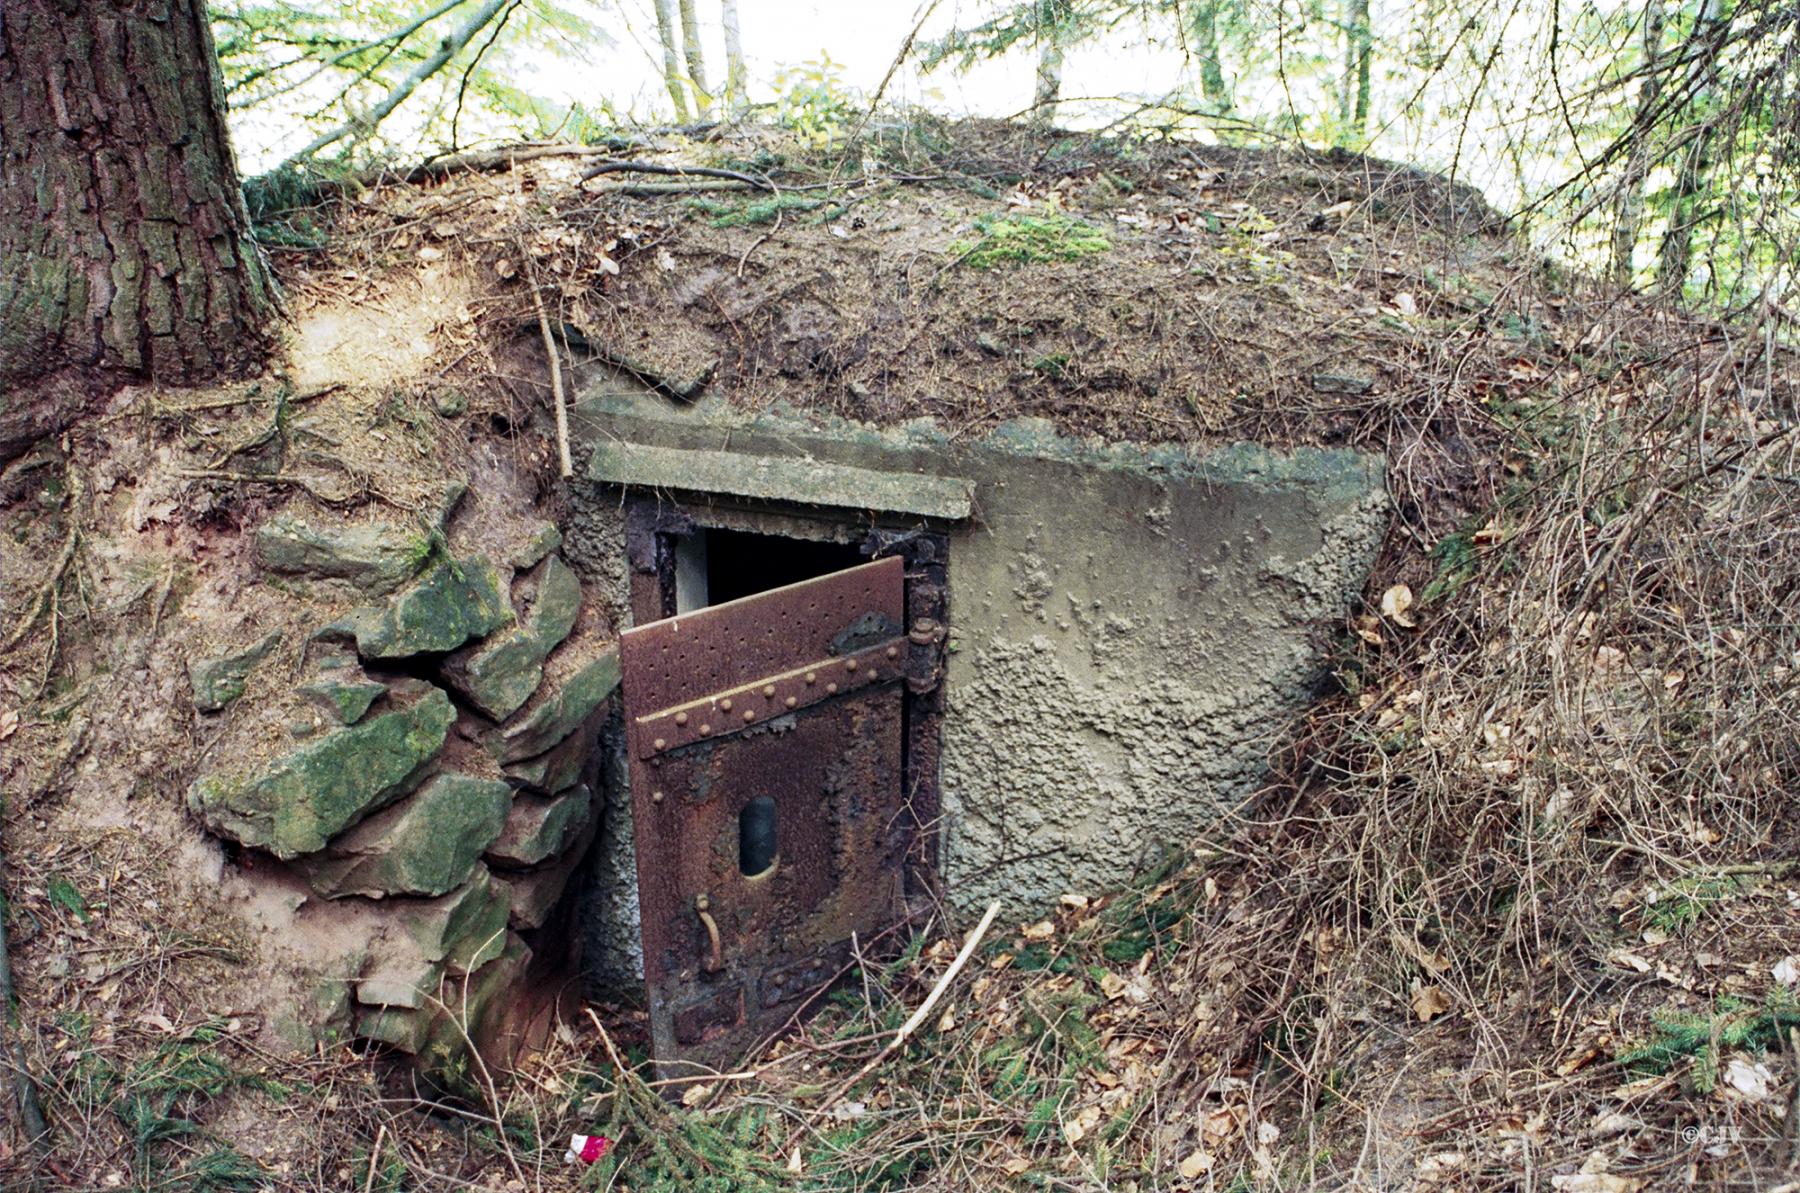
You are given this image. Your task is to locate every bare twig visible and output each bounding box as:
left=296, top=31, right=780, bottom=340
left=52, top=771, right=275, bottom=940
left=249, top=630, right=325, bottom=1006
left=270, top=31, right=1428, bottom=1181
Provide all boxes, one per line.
left=270, top=0, right=511, bottom=173
left=579, top=159, right=771, bottom=189
left=813, top=900, right=1001, bottom=1118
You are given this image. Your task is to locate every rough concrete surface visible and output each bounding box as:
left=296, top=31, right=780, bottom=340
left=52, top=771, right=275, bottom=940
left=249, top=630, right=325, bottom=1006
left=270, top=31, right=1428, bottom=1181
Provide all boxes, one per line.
left=572, top=389, right=1385, bottom=921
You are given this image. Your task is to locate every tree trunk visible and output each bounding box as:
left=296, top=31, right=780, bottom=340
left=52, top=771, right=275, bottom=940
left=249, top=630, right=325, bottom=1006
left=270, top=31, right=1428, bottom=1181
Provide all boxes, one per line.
left=1654, top=0, right=1723, bottom=298
left=1190, top=0, right=1233, bottom=112
left=720, top=0, right=747, bottom=115
left=653, top=0, right=692, bottom=122
left=0, top=0, right=274, bottom=460
left=1032, top=0, right=1067, bottom=131
left=1655, top=126, right=1713, bottom=296
left=678, top=0, right=711, bottom=118
left=1341, top=0, right=1372, bottom=134
left=1610, top=0, right=1665, bottom=289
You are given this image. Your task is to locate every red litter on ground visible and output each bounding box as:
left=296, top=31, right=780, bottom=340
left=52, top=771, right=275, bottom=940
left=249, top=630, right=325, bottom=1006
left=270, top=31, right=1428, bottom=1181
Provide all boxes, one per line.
left=566, top=1133, right=613, bottom=1164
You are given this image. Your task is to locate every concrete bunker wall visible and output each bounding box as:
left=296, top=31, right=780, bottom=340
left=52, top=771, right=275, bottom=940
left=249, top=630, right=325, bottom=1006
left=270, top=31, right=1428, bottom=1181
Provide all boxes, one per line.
left=570, top=389, right=1387, bottom=926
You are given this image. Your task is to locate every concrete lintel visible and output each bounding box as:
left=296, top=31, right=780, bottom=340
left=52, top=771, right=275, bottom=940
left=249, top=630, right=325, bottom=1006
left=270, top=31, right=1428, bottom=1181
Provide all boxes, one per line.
left=587, top=440, right=975, bottom=521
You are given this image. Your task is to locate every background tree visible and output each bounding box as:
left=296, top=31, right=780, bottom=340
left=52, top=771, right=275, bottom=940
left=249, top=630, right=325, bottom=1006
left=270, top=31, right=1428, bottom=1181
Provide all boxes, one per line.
left=0, top=0, right=274, bottom=462
left=213, top=1, right=610, bottom=171
left=1340, top=0, right=1372, bottom=136
left=721, top=0, right=748, bottom=115
left=653, top=0, right=694, bottom=121
left=679, top=0, right=713, bottom=117
left=1033, top=1, right=1074, bottom=129
left=1187, top=0, right=1234, bottom=112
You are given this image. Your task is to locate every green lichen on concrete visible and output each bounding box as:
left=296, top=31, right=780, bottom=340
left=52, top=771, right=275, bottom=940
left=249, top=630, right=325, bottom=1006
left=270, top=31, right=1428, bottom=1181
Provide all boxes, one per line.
left=327, top=555, right=512, bottom=660
left=187, top=687, right=454, bottom=859
left=492, top=648, right=620, bottom=763
left=305, top=773, right=512, bottom=898
left=441, top=555, right=581, bottom=720
left=188, top=630, right=281, bottom=712
left=485, top=784, right=592, bottom=869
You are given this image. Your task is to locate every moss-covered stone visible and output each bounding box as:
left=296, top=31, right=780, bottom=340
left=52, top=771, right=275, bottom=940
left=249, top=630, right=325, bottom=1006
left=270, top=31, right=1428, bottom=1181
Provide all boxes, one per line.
left=187, top=687, right=454, bottom=858
left=397, top=866, right=513, bottom=976
left=415, top=934, right=532, bottom=1072
left=188, top=630, right=281, bottom=712
left=327, top=555, right=512, bottom=660
left=486, top=784, right=593, bottom=869
left=356, top=1005, right=432, bottom=1053
left=441, top=555, right=582, bottom=720
left=357, top=953, right=446, bottom=1010
left=254, top=512, right=435, bottom=595
left=492, top=648, right=620, bottom=763
left=510, top=522, right=562, bottom=570
left=296, top=674, right=387, bottom=725
left=304, top=773, right=511, bottom=898
left=501, top=719, right=590, bottom=793
left=272, top=965, right=359, bottom=1053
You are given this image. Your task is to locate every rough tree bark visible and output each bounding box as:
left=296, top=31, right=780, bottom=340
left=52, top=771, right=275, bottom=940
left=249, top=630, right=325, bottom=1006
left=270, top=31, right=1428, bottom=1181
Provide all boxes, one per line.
left=0, top=0, right=275, bottom=462
left=652, top=0, right=693, bottom=121
left=678, top=0, right=712, bottom=118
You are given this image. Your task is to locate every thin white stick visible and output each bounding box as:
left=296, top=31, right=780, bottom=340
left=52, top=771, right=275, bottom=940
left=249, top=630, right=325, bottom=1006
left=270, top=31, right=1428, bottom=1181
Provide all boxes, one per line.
left=534, top=293, right=574, bottom=479
left=813, top=900, right=1002, bottom=1117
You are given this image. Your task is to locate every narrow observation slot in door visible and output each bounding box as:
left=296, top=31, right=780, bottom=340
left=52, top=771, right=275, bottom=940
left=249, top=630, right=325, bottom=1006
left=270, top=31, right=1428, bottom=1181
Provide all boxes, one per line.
left=738, top=797, right=779, bottom=878
left=675, top=527, right=865, bottom=611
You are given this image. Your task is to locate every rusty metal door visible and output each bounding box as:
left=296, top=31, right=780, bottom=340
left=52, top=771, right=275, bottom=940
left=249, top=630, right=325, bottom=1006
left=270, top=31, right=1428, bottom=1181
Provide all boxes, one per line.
left=620, top=555, right=911, bottom=1076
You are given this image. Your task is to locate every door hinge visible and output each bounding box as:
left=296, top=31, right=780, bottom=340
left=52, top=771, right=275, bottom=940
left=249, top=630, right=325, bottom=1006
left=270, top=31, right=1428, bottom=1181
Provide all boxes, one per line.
left=906, top=618, right=946, bottom=694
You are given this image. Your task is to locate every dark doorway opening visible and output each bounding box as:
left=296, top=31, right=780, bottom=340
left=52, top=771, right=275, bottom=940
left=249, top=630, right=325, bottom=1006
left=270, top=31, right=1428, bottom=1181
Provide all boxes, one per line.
left=675, top=527, right=865, bottom=611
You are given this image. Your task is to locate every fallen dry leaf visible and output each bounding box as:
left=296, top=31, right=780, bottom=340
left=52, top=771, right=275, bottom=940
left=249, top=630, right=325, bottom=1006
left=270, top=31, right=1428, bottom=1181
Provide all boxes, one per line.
left=1550, top=1175, right=1645, bottom=1193
left=1020, top=920, right=1056, bottom=941
left=1722, top=1056, right=1775, bottom=1101
left=0, top=708, right=17, bottom=740
left=1063, top=1104, right=1102, bottom=1145
left=1178, top=1151, right=1214, bottom=1179
left=1380, top=584, right=1417, bottom=627
left=1411, top=982, right=1451, bottom=1022
left=1201, top=1103, right=1245, bottom=1145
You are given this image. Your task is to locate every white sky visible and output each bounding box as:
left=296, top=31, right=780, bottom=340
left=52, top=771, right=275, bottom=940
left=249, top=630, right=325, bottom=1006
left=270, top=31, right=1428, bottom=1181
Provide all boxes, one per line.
left=235, top=0, right=1603, bottom=223
left=518, top=0, right=1185, bottom=126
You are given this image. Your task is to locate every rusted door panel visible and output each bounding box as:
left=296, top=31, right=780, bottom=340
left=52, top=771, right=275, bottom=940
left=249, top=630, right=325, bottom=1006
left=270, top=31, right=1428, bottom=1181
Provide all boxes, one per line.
left=621, top=557, right=909, bottom=1075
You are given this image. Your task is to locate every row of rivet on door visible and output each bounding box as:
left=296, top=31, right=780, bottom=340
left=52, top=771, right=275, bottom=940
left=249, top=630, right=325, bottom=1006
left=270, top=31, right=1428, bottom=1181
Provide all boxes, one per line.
left=636, top=641, right=904, bottom=759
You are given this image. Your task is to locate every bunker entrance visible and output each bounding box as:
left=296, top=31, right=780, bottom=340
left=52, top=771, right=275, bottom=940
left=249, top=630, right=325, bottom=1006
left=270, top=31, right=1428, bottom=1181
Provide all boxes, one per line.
left=617, top=499, right=948, bottom=1080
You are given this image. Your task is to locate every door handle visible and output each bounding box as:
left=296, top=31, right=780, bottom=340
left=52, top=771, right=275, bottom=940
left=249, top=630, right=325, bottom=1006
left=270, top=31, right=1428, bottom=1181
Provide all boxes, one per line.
left=694, top=894, right=724, bottom=974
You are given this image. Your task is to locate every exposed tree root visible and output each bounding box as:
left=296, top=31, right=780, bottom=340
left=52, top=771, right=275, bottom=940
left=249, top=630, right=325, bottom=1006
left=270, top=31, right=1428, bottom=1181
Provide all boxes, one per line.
left=1, top=468, right=82, bottom=657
